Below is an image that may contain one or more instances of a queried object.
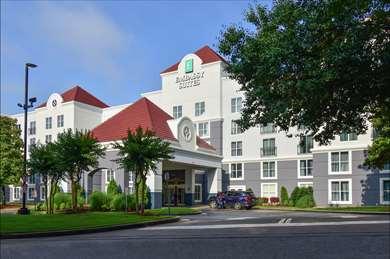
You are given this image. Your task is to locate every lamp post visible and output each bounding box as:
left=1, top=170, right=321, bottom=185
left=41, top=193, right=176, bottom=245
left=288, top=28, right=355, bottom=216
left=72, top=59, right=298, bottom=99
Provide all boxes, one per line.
left=17, top=63, right=37, bottom=215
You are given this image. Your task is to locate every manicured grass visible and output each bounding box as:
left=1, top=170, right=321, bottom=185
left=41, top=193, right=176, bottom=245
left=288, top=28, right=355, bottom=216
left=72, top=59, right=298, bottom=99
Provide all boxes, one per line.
left=147, top=207, right=201, bottom=215
left=0, top=212, right=171, bottom=234
left=253, top=205, right=390, bottom=213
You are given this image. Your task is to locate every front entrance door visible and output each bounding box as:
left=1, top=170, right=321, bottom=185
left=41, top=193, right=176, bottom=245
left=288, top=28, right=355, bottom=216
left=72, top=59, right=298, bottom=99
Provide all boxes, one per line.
left=163, top=170, right=185, bottom=206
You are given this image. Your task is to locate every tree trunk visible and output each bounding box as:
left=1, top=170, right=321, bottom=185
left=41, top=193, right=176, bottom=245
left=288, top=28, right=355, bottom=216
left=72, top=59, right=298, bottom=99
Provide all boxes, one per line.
left=134, top=173, right=139, bottom=214
left=44, top=177, right=49, bottom=214
left=1, top=186, right=6, bottom=206
left=71, top=180, right=77, bottom=212
left=140, top=176, right=145, bottom=215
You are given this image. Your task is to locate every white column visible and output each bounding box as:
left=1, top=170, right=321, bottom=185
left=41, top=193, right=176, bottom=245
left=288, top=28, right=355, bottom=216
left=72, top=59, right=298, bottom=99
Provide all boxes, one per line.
left=208, top=167, right=222, bottom=195
left=146, top=162, right=163, bottom=208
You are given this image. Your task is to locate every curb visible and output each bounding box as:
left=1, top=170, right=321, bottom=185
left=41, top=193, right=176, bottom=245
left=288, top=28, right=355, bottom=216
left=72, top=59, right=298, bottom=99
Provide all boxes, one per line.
left=0, top=216, right=180, bottom=239
left=253, top=207, right=390, bottom=215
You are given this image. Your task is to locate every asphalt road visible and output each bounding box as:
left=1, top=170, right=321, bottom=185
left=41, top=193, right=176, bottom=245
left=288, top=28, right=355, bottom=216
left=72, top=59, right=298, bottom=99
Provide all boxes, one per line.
left=1, top=209, right=390, bottom=259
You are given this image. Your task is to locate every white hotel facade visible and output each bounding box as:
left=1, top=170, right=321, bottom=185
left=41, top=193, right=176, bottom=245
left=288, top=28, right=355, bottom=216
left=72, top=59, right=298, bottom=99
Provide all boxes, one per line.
left=7, top=45, right=390, bottom=208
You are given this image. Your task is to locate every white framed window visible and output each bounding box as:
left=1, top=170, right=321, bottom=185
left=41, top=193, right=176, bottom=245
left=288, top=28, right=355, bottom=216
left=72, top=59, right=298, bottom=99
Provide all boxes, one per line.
left=57, top=115, right=64, bottom=127
left=173, top=105, right=182, bottom=119
left=231, top=97, right=242, bottom=113
left=27, top=186, right=36, bottom=200
left=230, top=163, right=244, bottom=180
left=128, top=185, right=134, bottom=194
left=195, top=101, right=205, bottom=116
left=298, top=182, right=313, bottom=188
left=40, top=186, right=46, bottom=200
left=198, top=122, right=209, bottom=137
left=381, top=162, right=390, bottom=173
left=261, top=138, right=276, bottom=156
left=29, top=121, right=36, bottom=135
left=129, top=171, right=134, bottom=183
left=261, top=161, right=277, bottom=179
left=45, top=117, right=52, bottom=129
left=194, top=184, right=202, bottom=202
left=260, top=123, right=276, bottom=134
left=380, top=178, right=390, bottom=205
left=328, top=179, right=352, bottom=204
left=13, top=187, right=21, bottom=200
left=29, top=138, right=36, bottom=151
left=45, top=134, right=52, bottom=143
left=340, top=132, right=358, bottom=141
left=231, top=141, right=242, bottom=156
left=329, top=151, right=351, bottom=174
left=231, top=120, right=242, bottom=135
left=105, top=169, right=115, bottom=183
left=261, top=183, right=278, bottom=198
left=298, top=159, right=313, bottom=178
left=228, top=185, right=246, bottom=191
left=27, top=175, right=35, bottom=184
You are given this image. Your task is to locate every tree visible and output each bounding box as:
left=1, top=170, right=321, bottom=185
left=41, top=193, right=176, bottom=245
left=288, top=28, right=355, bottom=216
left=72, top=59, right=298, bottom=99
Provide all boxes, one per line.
left=0, top=116, right=23, bottom=205
left=280, top=186, right=289, bottom=206
left=56, top=129, right=106, bottom=211
left=113, top=127, right=173, bottom=215
left=28, top=143, right=64, bottom=214
left=107, top=180, right=119, bottom=196
left=218, top=0, right=389, bottom=167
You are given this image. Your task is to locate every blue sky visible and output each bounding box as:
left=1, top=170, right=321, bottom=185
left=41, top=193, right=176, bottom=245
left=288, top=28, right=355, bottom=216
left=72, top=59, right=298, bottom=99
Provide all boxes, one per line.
left=1, top=0, right=272, bottom=114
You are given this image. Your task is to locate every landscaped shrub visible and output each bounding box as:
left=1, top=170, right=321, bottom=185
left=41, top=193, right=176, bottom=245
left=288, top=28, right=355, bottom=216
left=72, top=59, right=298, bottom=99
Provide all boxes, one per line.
left=295, top=195, right=316, bottom=208
left=257, top=197, right=269, bottom=205
left=89, top=191, right=108, bottom=211
left=53, top=192, right=72, bottom=210
left=107, top=180, right=119, bottom=196
left=110, top=194, right=135, bottom=211
left=290, top=187, right=301, bottom=206
left=269, top=197, right=280, bottom=205
left=289, top=187, right=316, bottom=207
left=280, top=186, right=289, bottom=206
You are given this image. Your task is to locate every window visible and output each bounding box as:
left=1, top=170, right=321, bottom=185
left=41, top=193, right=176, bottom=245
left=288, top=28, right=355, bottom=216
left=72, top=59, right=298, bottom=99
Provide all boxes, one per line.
left=27, top=175, right=35, bottom=184
left=173, top=106, right=182, bottom=119
left=40, top=186, right=46, bottom=200
left=382, top=162, right=390, bottom=172
left=299, top=159, right=313, bottom=178
left=228, top=185, right=246, bottom=191
left=29, top=121, right=36, bottom=135
left=340, top=132, right=358, bottom=141
left=298, top=182, right=313, bottom=188
left=297, top=135, right=313, bottom=154
left=195, top=102, right=205, bottom=116
left=231, top=97, right=242, bottom=113
left=105, top=169, right=115, bottom=183
left=328, top=179, right=352, bottom=204
left=330, top=151, right=350, bottom=174
left=231, top=120, right=242, bottom=135
left=16, top=124, right=21, bottom=130
left=129, top=171, right=134, bottom=183
left=45, top=135, right=52, bottom=143
left=261, top=138, right=276, bottom=156
left=57, top=115, right=64, bottom=127
left=260, top=123, right=276, bottom=134
left=198, top=122, right=209, bottom=137
left=230, top=163, right=243, bottom=180
left=231, top=141, right=242, bottom=156
left=28, top=186, right=36, bottom=200
left=261, top=183, right=278, bottom=198
left=262, top=161, right=276, bottom=179
left=13, top=187, right=21, bottom=200
left=185, top=59, right=193, bottom=73
left=45, top=117, right=52, bottom=129
left=194, top=184, right=202, bottom=202
left=29, top=138, right=36, bottom=151
left=380, top=178, right=390, bottom=204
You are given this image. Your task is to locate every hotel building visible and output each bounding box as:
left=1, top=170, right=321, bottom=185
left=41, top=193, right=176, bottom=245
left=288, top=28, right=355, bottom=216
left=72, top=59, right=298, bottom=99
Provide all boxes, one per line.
left=7, top=45, right=390, bottom=208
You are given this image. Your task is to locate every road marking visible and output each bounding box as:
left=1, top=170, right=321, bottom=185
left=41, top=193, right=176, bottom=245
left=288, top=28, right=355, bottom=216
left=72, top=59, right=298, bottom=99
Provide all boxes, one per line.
left=278, top=218, right=286, bottom=224
left=141, top=220, right=390, bottom=230
left=278, top=218, right=292, bottom=224
left=285, top=218, right=292, bottom=223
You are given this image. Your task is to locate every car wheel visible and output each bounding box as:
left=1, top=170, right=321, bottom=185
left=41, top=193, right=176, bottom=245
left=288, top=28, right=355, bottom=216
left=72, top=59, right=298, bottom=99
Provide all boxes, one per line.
left=209, top=200, right=217, bottom=209
left=234, top=202, right=242, bottom=210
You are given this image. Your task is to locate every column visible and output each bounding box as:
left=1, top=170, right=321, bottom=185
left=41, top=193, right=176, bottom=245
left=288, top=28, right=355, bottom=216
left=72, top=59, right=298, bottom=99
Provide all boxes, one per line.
left=146, top=162, right=163, bottom=209
left=184, top=169, right=195, bottom=206
left=207, top=167, right=222, bottom=198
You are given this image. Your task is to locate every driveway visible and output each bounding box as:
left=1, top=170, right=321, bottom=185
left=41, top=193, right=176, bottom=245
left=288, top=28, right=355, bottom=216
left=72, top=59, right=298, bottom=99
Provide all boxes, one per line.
left=1, top=209, right=389, bottom=259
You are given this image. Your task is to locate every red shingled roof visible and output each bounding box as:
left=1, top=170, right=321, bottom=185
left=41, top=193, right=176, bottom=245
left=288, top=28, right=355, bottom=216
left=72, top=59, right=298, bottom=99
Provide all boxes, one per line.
left=37, top=85, right=109, bottom=109
left=196, top=137, right=216, bottom=151
left=161, top=45, right=227, bottom=74
left=91, top=97, right=176, bottom=142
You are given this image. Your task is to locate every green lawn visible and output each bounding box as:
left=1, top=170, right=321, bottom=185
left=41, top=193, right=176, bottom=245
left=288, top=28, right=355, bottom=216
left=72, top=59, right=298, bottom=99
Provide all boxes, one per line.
left=253, top=205, right=390, bottom=213
left=148, top=207, right=201, bottom=215
left=0, top=212, right=171, bottom=234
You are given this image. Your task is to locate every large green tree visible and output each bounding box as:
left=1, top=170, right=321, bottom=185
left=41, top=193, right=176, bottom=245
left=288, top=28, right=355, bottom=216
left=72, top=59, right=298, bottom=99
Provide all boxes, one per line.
left=28, top=143, right=64, bottom=214
left=56, top=129, right=106, bottom=211
left=218, top=0, right=389, bottom=168
left=0, top=116, right=23, bottom=204
left=113, top=127, right=173, bottom=215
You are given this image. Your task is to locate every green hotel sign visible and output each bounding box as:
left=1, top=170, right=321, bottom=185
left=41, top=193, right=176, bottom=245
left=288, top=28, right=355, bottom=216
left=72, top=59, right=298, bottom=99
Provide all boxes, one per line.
left=185, top=59, right=193, bottom=73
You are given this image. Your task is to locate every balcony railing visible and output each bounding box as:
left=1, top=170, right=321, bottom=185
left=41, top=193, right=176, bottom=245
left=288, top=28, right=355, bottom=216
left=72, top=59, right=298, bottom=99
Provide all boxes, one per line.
left=297, top=144, right=312, bottom=154
left=261, top=147, right=277, bottom=157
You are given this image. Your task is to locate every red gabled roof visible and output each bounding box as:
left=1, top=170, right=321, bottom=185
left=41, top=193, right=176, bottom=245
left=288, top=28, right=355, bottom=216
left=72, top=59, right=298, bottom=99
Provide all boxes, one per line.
left=91, top=97, right=176, bottom=142
left=37, top=85, right=109, bottom=109
left=196, top=137, right=216, bottom=151
left=161, top=45, right=227, bottom=74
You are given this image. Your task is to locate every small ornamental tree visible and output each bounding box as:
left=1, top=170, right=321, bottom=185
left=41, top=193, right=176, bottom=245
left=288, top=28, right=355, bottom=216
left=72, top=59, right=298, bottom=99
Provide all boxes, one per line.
left=56, top=129, right=106, bottom=211
left=107, top=180, right=119, bottom=196
left=113, top=127, right=173, bottom=215
left=280, top=186, right=289, bottom=206
left=0, top=116, right=23, bottom=205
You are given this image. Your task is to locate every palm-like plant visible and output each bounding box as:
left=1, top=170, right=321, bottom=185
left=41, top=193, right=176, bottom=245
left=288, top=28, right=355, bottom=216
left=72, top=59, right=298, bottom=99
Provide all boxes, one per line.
left=28, top=143, right=64, bottom=214
left=114, top=127, right=173, bottom=215
left=56, top=129, right=106, bottom=211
